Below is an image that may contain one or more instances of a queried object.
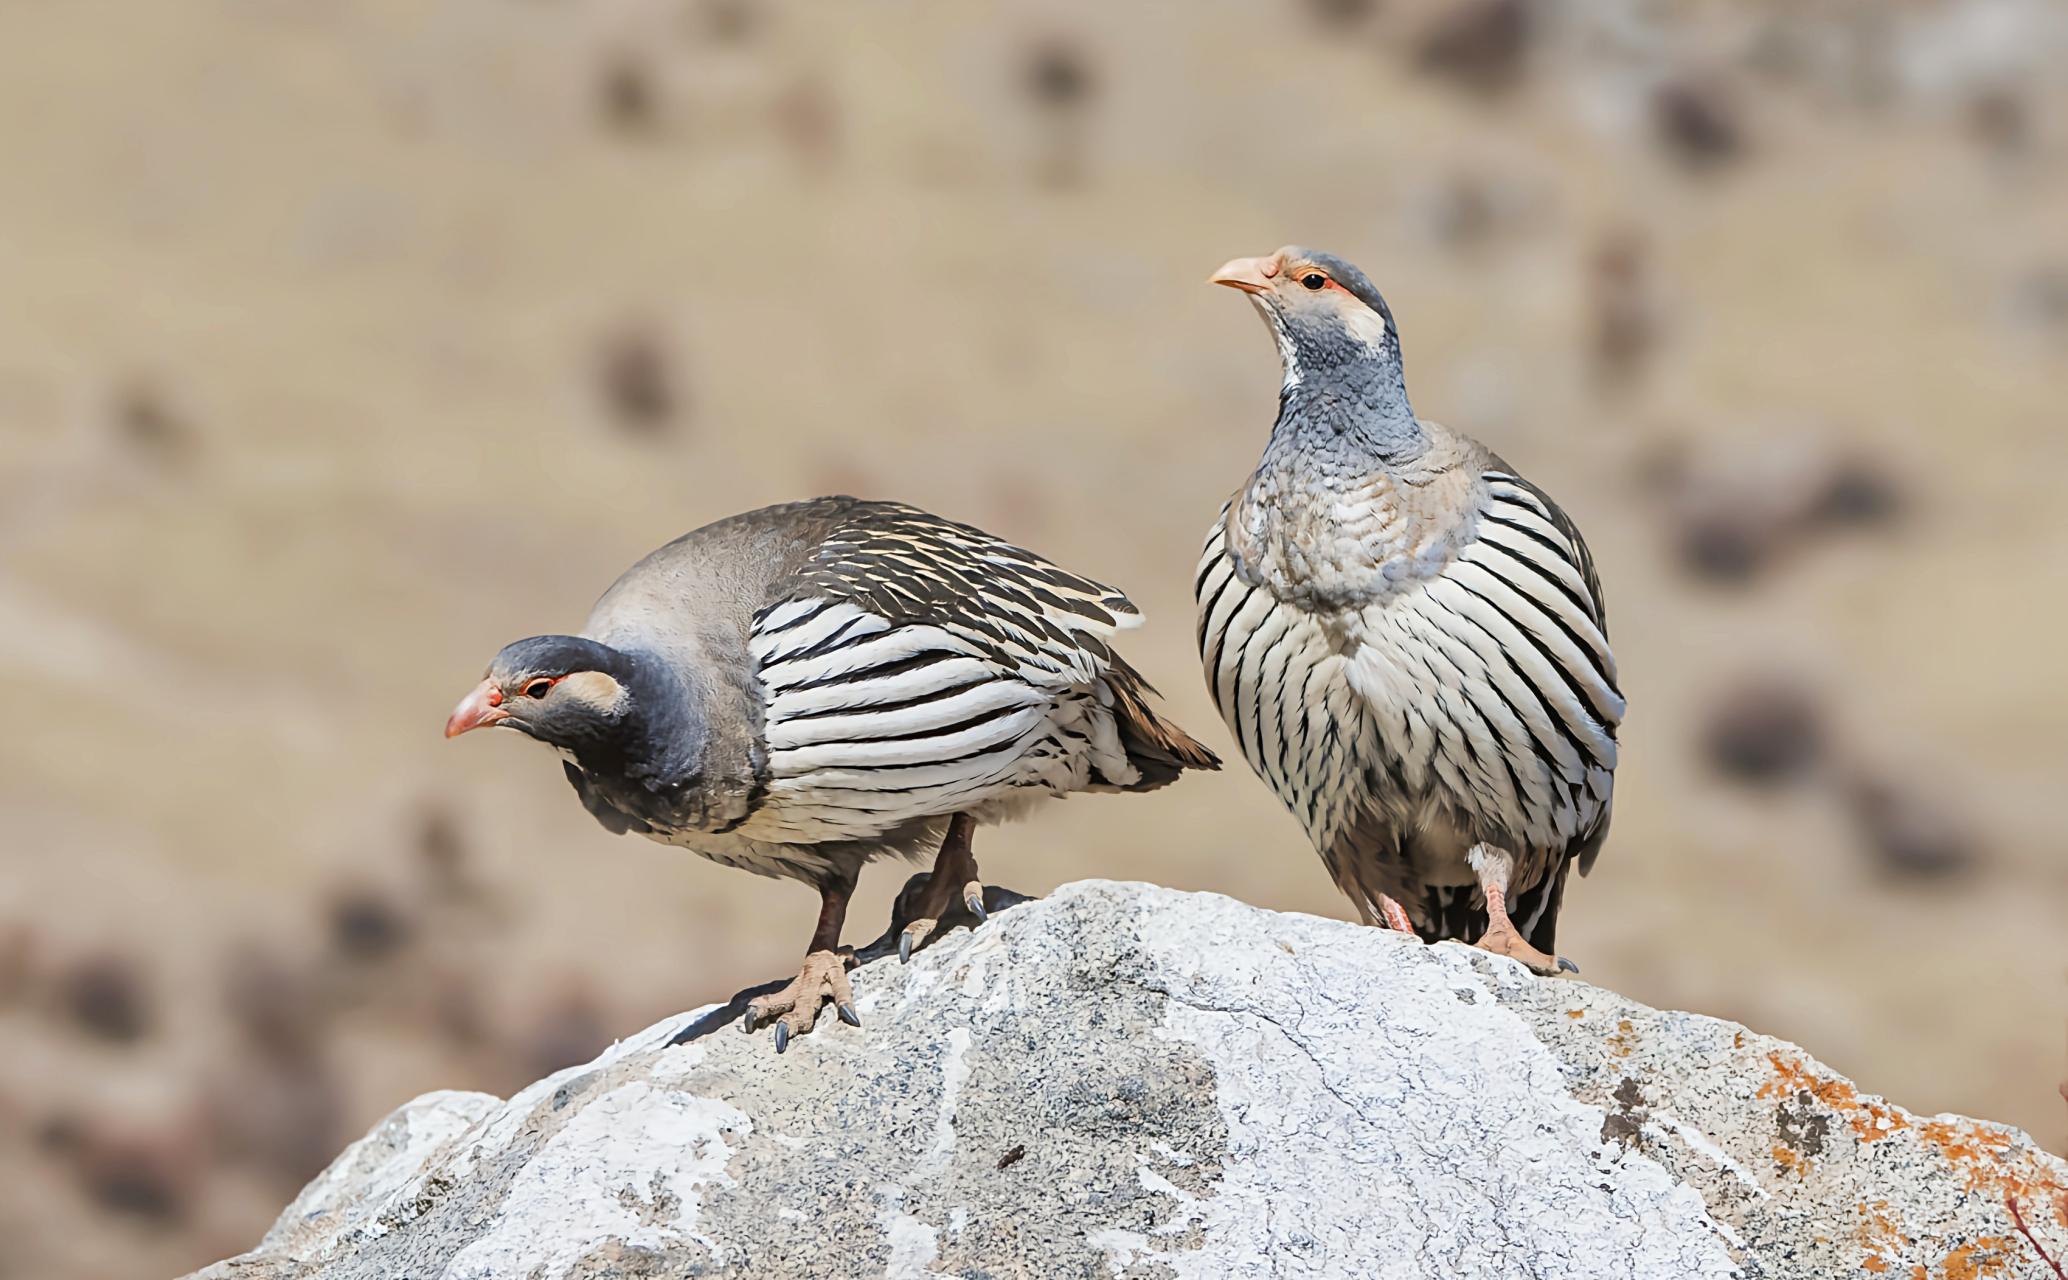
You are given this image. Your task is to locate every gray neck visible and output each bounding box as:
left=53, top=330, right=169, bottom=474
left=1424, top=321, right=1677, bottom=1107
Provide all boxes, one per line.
left=1263, top=319, right=1426, bottom=472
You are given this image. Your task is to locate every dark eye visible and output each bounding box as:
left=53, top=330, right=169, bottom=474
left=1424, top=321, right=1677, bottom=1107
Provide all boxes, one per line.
left=524, top=679, right=554, bottom=699
left=1301, top=273, right=1326, bottom=291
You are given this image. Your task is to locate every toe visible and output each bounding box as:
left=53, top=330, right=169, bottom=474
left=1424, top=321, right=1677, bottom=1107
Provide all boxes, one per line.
left=962, top=881, right=987, bottom=922
left=899, top=918, right=938, bottom=965
left=828, top=964, right=857, bottom=1010
left=1472, top=930, right=1565, bottom=975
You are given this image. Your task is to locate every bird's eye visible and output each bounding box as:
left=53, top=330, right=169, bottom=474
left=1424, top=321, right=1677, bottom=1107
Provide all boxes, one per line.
left=1301, top=273, right=1326, bottom=291
left=524, top=679, right=554, bottom=699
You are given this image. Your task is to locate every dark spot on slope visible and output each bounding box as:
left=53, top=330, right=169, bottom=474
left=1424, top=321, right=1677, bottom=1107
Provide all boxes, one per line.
left=1700, top=677, right=1826, bottom=787
left=61, top=953, right=152, bottom=1044
left=1418, top=0, right=1528, bottom=93
left=1653, top=72, right=1744, bottom=167
left=329, top=887, right=413, bottom=963
left=598, top=323, right=679, bottom=433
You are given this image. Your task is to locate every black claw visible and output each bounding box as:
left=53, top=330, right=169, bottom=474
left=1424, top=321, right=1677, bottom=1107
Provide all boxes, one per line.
left=740, top=1007, right=757, bottom=1035
left=838, top=1002, right=861, bottom=1027
left=966, top=894, right=987, bottom=923
left=1557, top=957, right=1579, bottom=974
left=899, top=931, right=914, bottom=964
left=774, top=1022, right=790, bottom=1054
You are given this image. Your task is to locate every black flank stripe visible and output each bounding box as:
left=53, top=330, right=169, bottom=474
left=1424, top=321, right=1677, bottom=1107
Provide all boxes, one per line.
left=775, top=675, right=998, bottom=723
left=1264, top=634, right=1300, bottom=790
left=1427, top=592, right=1570, bottom=814
left=1204, top=584, right=1257, bottom=717
left=775, top=611, right=873, bottom=664
left=778, top=647, right=964, bottom=694
left=1480, top=514, right=1584, bottom=587
left=1196, top=564, right=1237, bottom=649
left=756, top=596, right=837, bottom=635
left=1423, top=598, right=1535, bottom=814
left=1468, top=538, right=1600, bottom=639
left=1232, top=607, right=1286, bottom=771
left=1448, top=579, right=1602, bottom=768
left=1462, top=553, right=1618, bottom=701
left=797, top=698, right=1030, bottom=750
left=1292, top=650, right=1322, bottom=774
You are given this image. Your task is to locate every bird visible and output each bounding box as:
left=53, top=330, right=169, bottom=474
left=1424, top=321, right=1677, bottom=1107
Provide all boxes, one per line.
left=447, top=497, right=1218, bottom=1049
left=1196, top=247, right=1623, bottom=973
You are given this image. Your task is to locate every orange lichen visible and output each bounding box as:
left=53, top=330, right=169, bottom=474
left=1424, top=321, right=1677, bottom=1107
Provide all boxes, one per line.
left=1758, top=1051, right=1909, bottom=1143
left=1606, top=1019, right=1638, bottom=1058
left=1758, top=1056, right=2068, bottom=1276
left=1912, top=1117, right=2068, bottom=1223
left=1567, top=1009, right=1584, bottom=1019
left=1939, top=1238, right=2014, bottom=1280
left=1856, top=1199, right=1904, bottom=1265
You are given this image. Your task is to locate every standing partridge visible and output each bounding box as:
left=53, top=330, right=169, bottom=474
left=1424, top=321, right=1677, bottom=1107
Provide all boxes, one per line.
left=1197, top=248, right=1623, bottom=973
left=448, top=497, right=1217, bottom=1049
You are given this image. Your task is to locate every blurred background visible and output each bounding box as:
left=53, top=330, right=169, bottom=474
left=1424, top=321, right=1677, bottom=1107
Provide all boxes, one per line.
left=2, top=0, right=2065, bottom=1273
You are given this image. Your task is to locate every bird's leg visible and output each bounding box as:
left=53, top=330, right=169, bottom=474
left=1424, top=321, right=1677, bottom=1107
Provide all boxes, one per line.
left=1466, top=845, right=1573, bottom=977
left=1377, top=894, right=1419, bottom=937
left=898, top=813, right=987, bottom=964
left=742, top=871, right=861, bottom=1052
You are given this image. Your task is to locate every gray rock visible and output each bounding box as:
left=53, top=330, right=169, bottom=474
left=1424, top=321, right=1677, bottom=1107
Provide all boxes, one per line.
left=187, top=881, right=2068, bottom=1279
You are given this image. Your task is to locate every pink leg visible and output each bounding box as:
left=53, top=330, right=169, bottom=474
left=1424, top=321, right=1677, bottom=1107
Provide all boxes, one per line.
left=1470, top=845, right=1574, bottom=976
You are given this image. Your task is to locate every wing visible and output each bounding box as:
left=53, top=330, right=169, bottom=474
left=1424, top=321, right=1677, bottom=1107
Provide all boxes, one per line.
left=742, top=502, right=1167, bottom=844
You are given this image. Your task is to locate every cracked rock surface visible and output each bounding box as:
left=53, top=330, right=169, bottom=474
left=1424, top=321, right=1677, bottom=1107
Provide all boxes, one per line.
left=187, top=881, right=2068, bottom=1279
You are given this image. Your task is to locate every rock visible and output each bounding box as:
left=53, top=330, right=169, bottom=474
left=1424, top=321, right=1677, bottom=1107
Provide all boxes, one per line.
left=186, top=881, right=2068, bottom=1279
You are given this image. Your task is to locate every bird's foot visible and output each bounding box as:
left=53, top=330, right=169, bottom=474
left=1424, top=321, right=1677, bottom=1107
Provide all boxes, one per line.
left=1472, top=924, right=1577, bottom=977
left=897, top=874, right=988, bottom=964
left=740, top=948, right=860, bottom=1052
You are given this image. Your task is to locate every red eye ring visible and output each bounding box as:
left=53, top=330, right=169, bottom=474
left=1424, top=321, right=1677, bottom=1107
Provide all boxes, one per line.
left=524, top=678, right=556, bottom=699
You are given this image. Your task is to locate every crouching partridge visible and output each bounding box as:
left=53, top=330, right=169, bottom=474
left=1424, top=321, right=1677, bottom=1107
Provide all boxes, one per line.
left=448, top=497, right=1217, bottom=1049
left=1197, top=248, right=1625, bottom=974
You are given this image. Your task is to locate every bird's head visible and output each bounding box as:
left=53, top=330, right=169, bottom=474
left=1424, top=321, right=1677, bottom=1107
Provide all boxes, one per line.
left=445, top=635, right=639, bottom=752
left=1211, top=246, right=1407, bottom=390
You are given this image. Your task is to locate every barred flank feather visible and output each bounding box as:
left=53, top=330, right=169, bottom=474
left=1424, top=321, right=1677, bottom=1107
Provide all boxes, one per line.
left=744, top=502, right=1215, bottom=845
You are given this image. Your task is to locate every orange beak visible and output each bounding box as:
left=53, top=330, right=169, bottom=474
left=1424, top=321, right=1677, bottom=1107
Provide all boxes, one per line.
left=1209, top=255, right=1279, bottom=294
left=445, top=679, right=509, bottom=738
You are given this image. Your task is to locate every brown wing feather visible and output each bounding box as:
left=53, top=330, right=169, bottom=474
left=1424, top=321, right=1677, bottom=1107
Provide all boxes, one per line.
left=1102, top=657, right=1221, bottom=790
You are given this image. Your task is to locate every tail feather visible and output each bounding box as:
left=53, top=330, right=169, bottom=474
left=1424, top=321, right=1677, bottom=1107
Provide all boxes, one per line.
left=1103, top=659, right=1220, bottom=791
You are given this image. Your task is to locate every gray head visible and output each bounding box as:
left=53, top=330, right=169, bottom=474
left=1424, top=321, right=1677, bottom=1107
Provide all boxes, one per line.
left=446, top=635, right=648, bottom=760
left=1210, top=245, right=1423, bottom=462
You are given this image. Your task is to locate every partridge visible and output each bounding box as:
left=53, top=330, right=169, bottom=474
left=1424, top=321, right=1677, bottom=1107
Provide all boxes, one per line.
left=1197, top=248, right=1623, bottom=973
left=448, top=498, right=1217, bottom=1048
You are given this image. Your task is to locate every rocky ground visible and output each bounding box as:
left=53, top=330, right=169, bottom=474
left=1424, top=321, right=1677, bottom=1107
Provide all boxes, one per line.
left=188, top=883, right=2068, bottom=1279
left=2, top=1, right=2066, bottom=1275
